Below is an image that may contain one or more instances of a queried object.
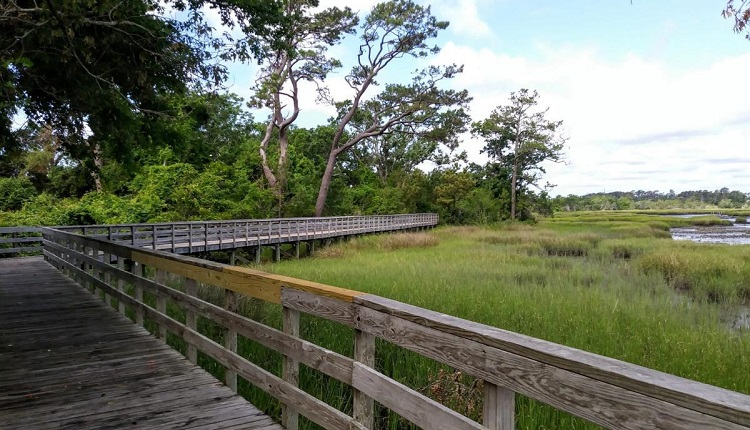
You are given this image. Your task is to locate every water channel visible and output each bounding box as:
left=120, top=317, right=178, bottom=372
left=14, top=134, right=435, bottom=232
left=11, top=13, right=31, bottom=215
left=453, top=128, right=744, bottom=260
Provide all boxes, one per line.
left=668, top=215, right=750, bottom=245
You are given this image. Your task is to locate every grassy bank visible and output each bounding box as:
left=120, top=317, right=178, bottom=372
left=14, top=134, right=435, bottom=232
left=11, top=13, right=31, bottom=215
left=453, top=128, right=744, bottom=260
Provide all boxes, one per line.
left=151, top=214, right=749, bottom=429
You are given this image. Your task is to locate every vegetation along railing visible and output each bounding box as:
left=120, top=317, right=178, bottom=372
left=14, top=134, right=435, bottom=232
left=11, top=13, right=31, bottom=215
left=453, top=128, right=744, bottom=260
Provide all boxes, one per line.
left=0, top=227, right=43, bottom=256
left=55, top=213, right=439, bottom=254
left=39, top=226, right=750, bottom=430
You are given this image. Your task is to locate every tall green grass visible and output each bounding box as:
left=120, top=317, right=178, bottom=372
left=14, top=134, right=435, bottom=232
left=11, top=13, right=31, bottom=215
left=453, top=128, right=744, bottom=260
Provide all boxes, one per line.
left=130, top=219, right=749, bottom=429
left=238, top=224, right=748, bottom=429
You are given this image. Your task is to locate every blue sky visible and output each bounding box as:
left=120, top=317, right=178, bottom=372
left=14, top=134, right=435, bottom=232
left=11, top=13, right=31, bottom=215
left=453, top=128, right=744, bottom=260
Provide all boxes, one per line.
left=207, top=1, right=750, bottom=195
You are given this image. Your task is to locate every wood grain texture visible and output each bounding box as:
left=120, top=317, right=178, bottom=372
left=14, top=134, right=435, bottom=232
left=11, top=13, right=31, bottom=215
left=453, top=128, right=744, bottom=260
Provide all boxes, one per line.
left=225, top=289, right=238, bottom=392
left=45, top=246, right=356, bottom=386
left=357, top=294, right=750, bottom=428
left=0, top=256, right=281, bottom=430
left=353, top=330, right=375, bottom=430
left=156, top=268, right=168, bottom=340
left=282, top=306, right=300, bottom=430
left=484, top=383, right=514, bottom=430
left=37, top=221, right=750, bottom=430
left=281, top=288, right=357, bottom=326
left=65, top=268, right=353, bottom=430
left=352, top=302, right=746, bottom=430
left=132, top=251, right=282, bottom=303
left=352, top=363, right=484, bottom=430
left=185, top=277, right=198, bottom=364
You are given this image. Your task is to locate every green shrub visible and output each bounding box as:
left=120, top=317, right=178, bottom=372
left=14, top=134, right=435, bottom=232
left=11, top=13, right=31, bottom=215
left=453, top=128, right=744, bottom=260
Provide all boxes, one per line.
left=736, top=216, right=747, bottom=224
left=0, top=177, right=37, bottom=211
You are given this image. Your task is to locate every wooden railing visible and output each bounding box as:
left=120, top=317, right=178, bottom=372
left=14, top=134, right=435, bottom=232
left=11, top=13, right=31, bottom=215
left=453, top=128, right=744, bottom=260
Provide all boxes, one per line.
left=40, top=228, right=750, bottom=430
left=0, top=227, right=43, bottom=256
left=55, top=214, right=439, bottom=254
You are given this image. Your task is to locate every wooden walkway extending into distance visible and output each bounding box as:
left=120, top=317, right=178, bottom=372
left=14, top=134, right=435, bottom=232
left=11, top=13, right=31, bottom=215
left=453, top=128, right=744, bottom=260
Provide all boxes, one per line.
left=1, top=213, right=749, bottom=429
left=0, top=214, right=439, bottom=261
left=0, top=257, right=282, bottom=430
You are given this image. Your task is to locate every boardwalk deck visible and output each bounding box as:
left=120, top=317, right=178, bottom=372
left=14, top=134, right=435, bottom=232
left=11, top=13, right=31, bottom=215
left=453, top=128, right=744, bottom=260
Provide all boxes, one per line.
left=0, top=257, right=283, bottom=430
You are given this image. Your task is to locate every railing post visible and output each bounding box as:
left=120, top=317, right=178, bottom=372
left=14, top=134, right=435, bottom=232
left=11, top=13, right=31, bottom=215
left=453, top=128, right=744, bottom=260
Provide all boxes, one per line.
left=131, top=226, right=135, bottom=246
left=132, top=262, right=144, bottom=326
left=117, top=256, right=126, bottom=315
left=185, top=278, right=198, bottom=364
left=86, top=246, right=95, bottom=294
left=156, top=269, right=167, bottom=340
left=282, top=306, right=300, bottom=430
left=483, top=383, right=515, bottom=430
left=152, top=225, right=157, bottom=250
left=103, top=251, right=111, bottom=308
left=188, top=223, right=193, bottom=252
left=353, top=329, right=375, bottom=429
left=171, top=224, right=176, bottom=253
left=224, top=289, right=238, bottom=391
left=233, top=221, right=237, bottom=247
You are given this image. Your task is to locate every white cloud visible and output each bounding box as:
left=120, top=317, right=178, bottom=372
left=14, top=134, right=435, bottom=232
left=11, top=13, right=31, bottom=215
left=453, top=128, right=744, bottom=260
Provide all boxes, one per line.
left=432, top=42, right=750, bottom=194
left=433, top=0, right=493, bottom=38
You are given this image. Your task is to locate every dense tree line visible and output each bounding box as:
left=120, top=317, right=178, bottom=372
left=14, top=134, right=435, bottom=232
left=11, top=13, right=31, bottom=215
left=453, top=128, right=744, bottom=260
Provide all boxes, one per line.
left=1, top=0, right=565, bottom=226
left=554, top=188, right=750, bottom=212
left=0, top=88, right=556, bottom=226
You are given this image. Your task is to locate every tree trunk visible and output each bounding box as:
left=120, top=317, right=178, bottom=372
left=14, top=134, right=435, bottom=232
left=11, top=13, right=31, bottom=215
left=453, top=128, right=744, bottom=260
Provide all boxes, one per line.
left=92, top=143, right=103, bottom=192
left=510, top=148, right=518, bottom=220
left=276, top=127, right=290, bottom=216
left=315, top=152, right=338, bottom=217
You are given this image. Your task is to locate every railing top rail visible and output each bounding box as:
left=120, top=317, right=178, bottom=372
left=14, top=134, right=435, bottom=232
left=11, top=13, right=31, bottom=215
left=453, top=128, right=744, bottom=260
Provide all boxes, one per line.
left=39, top=226, right=750, bottom=428
left=53, top=213, right=438, bottom=230
left=0, top=227, right=42, bottom=233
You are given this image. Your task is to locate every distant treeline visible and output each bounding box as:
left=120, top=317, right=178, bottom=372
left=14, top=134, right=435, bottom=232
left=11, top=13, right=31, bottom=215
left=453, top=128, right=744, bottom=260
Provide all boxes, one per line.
left=553, top=188, right=750, bottom=211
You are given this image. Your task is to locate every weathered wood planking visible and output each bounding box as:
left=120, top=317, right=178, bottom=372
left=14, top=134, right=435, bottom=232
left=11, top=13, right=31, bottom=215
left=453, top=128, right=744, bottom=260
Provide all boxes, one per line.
left=45, top=228, right=369, bottom=303
left=43, top=239, right=355, bottom=385
left=0, top=257, right=282, bottom=430
left=352, top=363, right=485, bottom=430
left=38, top=225, right=750, bottom=430
left=47, top=252, right=356, bottom=430
left=356, top=294, right=750, bottom=428
left=281, top=290, right=749, bottom=429
left=53, top=214, right=439, bottom=255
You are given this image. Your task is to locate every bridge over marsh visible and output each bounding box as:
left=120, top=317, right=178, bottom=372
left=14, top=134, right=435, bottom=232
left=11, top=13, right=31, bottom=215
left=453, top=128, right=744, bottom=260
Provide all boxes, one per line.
left=1, top=214, right=749, bottom=429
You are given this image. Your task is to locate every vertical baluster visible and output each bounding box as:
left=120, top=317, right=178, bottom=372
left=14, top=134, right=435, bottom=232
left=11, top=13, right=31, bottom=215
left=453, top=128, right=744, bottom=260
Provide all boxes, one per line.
left=282, top=306, right=300, bottom=430
left=117, top=256, right=126, bottom=315
left=103, top=251, right=111, bottom=308
left=233, top=221, right=237, bottom=247
left=188, top=223, right=193, bottom=252
left=156, top=269, right=167, bottom=340
left=152, top=225, right=157, bottom=250
left=483, top=384, right=515, bottom=430
left=132, top=261, right=144, bottom=326
left=224, top=290, right=238, bottom=391
left=353, top=329, right=375, bottom=429
left=185, top=278, right=198, bottom=364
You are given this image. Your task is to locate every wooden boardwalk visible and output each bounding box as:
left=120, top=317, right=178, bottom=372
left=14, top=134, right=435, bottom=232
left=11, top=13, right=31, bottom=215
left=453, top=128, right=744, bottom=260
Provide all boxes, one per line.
left=0, top=257, right=283, bottom=430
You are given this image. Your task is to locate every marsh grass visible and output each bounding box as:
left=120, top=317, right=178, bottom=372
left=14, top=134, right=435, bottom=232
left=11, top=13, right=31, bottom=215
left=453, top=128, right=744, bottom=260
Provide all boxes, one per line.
left=237, top=217, right=749, bottom=429
left=124, top=214, right=750, bottom=429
